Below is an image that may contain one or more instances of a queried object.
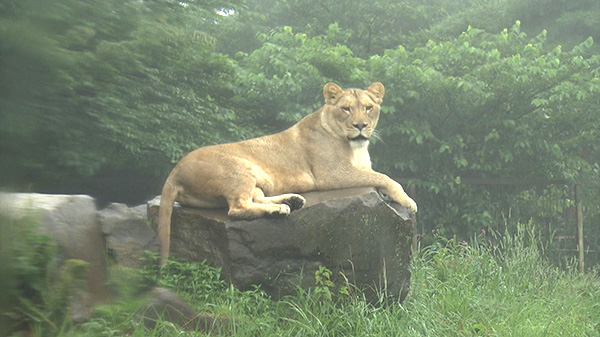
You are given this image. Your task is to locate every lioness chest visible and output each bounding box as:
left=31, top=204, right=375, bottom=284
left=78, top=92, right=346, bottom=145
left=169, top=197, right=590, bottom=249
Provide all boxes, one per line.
left=350, top=141, right=372, bottom=170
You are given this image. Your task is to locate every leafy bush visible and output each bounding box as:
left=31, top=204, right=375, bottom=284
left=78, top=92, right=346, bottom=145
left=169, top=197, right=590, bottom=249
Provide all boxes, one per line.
left=0, top=214, right=88, bottom=337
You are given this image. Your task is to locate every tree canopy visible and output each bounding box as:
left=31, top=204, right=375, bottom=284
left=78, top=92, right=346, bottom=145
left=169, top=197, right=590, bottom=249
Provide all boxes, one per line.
left=1, top=0, right=599, bottom=237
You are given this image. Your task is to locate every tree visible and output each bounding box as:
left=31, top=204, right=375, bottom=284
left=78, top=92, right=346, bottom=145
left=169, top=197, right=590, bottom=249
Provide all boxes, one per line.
left=1, top=0, right=599, bottom=242
left=0, top=0, right=244, bottom=202
left=410, top=0, right=600, bottom=54
left=217, top=0, right=461, bottom=57
left=231, top=22, right=600, bottom=236
left=368, top=24, right=600, bottom=234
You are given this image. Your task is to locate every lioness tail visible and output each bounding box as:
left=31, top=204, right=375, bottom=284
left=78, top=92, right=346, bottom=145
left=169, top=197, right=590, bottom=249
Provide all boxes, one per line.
left=158, top=181, right=178, bottom=265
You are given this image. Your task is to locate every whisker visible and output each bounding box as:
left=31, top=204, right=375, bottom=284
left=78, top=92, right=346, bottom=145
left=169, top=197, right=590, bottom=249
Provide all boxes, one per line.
left=371, top=130, right=386, bottom=146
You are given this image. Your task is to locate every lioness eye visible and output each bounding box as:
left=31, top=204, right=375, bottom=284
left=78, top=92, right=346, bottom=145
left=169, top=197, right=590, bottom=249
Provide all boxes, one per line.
left=341, top=107, right=351, bottom=113
left=365, top=106, right=373, bottom=113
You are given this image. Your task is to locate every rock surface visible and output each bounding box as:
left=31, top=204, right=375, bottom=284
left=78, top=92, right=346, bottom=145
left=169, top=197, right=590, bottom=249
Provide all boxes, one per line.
left=148, top=187, right=413, bottom=302
left=0, top=193, right=108, bottom=311
left=98, top=203, right=159, bottom=268
left=137, top=287, right=229, bottom=333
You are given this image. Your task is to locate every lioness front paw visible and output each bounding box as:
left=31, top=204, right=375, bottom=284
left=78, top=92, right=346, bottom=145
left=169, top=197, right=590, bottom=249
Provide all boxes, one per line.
left=402, top=197, right=418, bottom=214
left=282, top=195, right=306, bottom=212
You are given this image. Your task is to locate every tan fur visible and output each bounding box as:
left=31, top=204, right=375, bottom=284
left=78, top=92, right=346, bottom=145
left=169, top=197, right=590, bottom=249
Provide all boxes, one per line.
left=158, top=82, right=417, bottom=264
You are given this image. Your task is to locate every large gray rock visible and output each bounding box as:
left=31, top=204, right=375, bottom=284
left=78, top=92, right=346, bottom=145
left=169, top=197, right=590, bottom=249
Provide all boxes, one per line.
left=98, top=203, right=159, bottom=268
left=148, top=187, right=413, bottom=302
left=0, top=193, right=108, bottom=309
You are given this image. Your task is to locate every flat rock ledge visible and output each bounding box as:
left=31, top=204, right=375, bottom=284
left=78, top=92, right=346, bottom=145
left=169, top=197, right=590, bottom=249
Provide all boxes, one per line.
left=148, top=187, right=413, bottom=302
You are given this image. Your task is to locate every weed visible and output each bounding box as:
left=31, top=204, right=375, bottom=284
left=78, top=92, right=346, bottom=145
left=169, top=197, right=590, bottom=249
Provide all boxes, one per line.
left=139, top=251, right=226, bottom=303
left=314, top=265, right=336, bottom=302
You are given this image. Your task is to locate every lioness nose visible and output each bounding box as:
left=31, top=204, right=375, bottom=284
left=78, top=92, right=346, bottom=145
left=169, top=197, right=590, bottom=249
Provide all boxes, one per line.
left=353, top=122, right=368, bottom=130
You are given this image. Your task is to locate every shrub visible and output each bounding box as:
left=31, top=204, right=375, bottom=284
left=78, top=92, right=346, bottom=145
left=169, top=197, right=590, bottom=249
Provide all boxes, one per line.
left=0, top=214, right=88, bottom=336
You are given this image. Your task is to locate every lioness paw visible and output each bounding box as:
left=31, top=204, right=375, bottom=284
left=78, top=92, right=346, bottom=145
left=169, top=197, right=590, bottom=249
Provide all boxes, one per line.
left=402, top=197, right=418, bottom=214
left=266, top=204, right=291, bottom=217
left=282, top=195, right=306, bottom=212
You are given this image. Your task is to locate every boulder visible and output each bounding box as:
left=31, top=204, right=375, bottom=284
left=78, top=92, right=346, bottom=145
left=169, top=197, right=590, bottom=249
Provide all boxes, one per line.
left=0, top=193, right=108, bottom=310
left=137, top=287, right=229, bottom=333
left=148, top=187, right=413, bottom=302
left=98, top=203, right=159, bottom=268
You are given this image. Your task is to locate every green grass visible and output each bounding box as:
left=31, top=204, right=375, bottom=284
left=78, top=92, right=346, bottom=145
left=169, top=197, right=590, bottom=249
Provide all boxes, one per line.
left=402, top=231, right=600, bottom=337
left=12, top=225, right=600, bottom=337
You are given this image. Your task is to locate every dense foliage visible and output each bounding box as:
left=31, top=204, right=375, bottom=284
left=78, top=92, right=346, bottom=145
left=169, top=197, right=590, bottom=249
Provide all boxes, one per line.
left=0, top=214, right=89, bottom=336
left=7, top=222, right=600, bottom=336
left=1, top=0, right=599, bottom=240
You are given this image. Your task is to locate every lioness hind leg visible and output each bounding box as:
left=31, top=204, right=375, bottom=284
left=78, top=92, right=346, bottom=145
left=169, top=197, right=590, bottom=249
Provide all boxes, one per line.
left=281, top=194, right=305, bottom=211
left=253, top=190, right=306, bottom=212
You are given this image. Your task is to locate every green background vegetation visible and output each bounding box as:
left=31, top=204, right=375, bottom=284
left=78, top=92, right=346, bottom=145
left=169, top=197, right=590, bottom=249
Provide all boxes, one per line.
left=1, top=0, right=599, bottom=241
left=1, top=1, right=600, bottom=333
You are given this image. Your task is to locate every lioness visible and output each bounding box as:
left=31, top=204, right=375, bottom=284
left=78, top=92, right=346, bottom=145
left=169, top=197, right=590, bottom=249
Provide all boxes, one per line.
left=158, top=82, right=417, bottom=264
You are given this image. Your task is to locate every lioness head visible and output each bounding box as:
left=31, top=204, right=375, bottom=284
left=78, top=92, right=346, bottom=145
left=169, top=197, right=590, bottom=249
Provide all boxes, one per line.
left=321, top=82, right=384, bottom=143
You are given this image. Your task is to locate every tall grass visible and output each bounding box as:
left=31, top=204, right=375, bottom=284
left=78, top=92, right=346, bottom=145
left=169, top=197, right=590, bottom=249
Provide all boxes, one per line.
left=14, top=223, right=600, bottom=337
left=402, top=225, right=600, bottom=336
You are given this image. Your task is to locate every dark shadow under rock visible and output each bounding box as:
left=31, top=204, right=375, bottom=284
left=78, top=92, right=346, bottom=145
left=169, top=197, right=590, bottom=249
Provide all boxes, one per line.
left=137, top=287, right=230, bottom=334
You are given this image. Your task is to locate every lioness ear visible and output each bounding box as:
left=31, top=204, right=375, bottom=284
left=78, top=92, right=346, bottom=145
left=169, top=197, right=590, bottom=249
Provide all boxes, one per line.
left=323, top=82, right=343, bottom=105
left=367, top=82, right=385, bottom=104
